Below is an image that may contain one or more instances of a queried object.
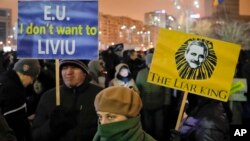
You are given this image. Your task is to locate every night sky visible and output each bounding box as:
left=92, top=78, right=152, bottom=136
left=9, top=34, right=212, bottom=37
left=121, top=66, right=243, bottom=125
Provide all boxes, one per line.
left=1, top=0, right=205, bottom=25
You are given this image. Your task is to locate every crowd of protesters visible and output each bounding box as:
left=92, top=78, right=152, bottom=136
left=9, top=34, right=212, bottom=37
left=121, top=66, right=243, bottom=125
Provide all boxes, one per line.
left=0, top=44, right=250, bottom=141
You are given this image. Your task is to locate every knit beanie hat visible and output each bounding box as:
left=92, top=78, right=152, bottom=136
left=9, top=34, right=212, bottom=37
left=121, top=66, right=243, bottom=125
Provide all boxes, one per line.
left=109, top=43, right=124, bottom=52
left=13, top=59, right=41, bottom=79
left=94, top=86, right=142, bottom=117
left=60, top=60, right=89, bottom=74
left=145, top=53, right=153, bottom=66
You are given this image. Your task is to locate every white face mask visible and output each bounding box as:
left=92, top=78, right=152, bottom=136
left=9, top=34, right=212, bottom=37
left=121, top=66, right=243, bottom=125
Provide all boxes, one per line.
left=119, top=68, right=129, bottom=77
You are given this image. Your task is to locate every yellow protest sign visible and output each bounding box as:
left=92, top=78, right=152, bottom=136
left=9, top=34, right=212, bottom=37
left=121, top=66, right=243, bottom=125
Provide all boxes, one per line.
left=148, top=28, right=241, bottom=102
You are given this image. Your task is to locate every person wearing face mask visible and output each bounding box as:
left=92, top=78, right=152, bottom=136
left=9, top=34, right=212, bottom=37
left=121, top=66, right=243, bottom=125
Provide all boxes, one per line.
left=109, top=63, right=139, bottom=93
left=100, top=43, right=123, bottom=87
left=93, top=86, right=156, bottom=141
left=31, top=60, right=103, bottom=141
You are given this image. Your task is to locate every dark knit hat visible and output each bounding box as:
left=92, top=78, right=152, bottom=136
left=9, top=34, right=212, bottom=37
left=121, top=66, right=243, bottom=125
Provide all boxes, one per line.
left=13, top=59, right=41, bottom=79
left=59, top=60, right=89, bottom=74
left=94, top=86, right=142, bottom=117
left=109, top=43, right=124, bottom=52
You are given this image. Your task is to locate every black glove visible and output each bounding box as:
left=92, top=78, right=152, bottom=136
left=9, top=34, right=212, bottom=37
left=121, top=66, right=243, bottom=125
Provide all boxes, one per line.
left=169, top=129, right=182, bottom=141
left=49, top=106, right=78, bottom=137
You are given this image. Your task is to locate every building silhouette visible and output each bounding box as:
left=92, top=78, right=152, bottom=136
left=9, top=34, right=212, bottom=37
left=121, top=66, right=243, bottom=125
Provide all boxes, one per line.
left=204, top=0, right=250, bottom=21
left=99, top=13, right=158, bottom=50
left=0, top=8, right=11, bottom=46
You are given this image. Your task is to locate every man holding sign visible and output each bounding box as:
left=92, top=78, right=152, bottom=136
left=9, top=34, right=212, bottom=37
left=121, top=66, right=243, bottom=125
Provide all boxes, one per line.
left=32, top=60, right=103, bottom=141
left=170, top=96, right=230, bottom=141
left=148, top=28, right=240, bottom=141
left=18, top=1, right=100, bottom=140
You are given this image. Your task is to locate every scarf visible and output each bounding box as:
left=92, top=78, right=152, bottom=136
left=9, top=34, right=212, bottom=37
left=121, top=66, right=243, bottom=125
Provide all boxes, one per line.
left=92, top=116, right=155, bottom=141
left=117, top=74, right=132, bottom=83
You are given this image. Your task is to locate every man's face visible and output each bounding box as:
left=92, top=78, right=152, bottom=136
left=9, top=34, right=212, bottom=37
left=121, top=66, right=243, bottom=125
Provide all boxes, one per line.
left=61, top=65, right=86, bottom=87
left=22, top=75, right=35, bottom=87
left=130, top=52, right=138, bottom=60
left=185, top=45, right=206, bottom=69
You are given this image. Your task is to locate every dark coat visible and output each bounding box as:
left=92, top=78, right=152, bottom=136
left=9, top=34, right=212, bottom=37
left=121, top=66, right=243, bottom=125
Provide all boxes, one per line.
left=31, top=80, right=103, bottom=141
left=126, top=58, right=146, bottom=80
left=179, top=98, right=230, bottom=141
left=241, top=60, right=250, bottom=123
left=0, top=70, right=31, bottom=141
left=136, top=67, right=171, bottom=110
left=101, top=49, right=121, bottom=80
left=26, top=70, right=55, bottom=117
left=0, top=114, right=17, bottom=141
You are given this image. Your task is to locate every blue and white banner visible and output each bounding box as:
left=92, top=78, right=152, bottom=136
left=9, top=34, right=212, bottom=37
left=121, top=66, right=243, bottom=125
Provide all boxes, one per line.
left=18, top=0, right=98, bottom=59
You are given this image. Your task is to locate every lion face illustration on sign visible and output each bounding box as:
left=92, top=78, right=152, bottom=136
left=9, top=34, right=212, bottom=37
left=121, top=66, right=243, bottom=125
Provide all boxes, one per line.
left=175, top=39, right=217, bottom=80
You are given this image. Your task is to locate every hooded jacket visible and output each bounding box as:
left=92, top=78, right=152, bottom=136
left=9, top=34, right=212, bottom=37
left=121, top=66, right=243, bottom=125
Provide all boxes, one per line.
left=109, top=63, right=139, bottom=92
left=92, top=116, right=156, bottom=141
left=88, top=60, right=105, bottom=88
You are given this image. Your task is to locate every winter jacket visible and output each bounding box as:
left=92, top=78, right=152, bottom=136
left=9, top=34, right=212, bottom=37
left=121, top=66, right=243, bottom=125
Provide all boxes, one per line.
left=136, top=67, right=171, bottom=110
left=0, top=70, right=31, bottom=141
left=100, top=49, right=121, bottom=81
left=126, top=58, right=146, bottom=80
left=179, top=99, right=230, bottom=141
left=241, top=61, right=250, bottom=121
left=92, top=116, right=156, bottom=141
left=88, top=60, right=105, bottom=88
left=31, top=79, right=103, bottom=141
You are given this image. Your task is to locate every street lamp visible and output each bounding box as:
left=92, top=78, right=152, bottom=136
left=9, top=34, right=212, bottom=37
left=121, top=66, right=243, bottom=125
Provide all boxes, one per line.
left=120, top=25, right=136, bottom=44
left=98, top=31, right=103, bottom=50
left=173, top=0, right=200, bottom=33
left=137, top=30, right=151, bottom=48
left=146, top=31, right=151, bottom=47
left=0, top=41, right=3, bottom=49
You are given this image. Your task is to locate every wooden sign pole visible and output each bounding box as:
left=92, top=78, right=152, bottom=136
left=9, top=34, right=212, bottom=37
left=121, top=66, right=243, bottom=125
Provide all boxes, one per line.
left=175, top=91, right=189, bottom=130
left=55, top=59, right=60, bottom=106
